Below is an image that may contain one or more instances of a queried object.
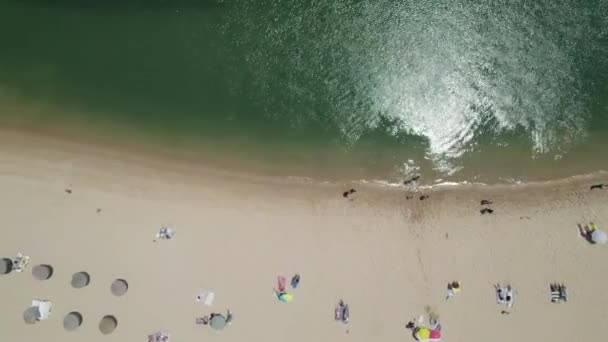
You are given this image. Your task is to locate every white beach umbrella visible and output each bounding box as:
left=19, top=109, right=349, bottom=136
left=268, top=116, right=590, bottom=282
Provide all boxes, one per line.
left=591, top=229, right=607, bottom=244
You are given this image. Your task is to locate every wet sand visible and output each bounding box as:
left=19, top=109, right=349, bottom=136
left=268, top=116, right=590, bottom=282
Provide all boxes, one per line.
left=0, top=129, right=607, bottom=342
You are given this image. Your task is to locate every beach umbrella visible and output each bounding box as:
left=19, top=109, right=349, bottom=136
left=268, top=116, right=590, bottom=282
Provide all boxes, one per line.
left=415, top=327, right=431, bottom=341
left=209, top=314, right=226, bottom=330
left=429, top=329, right=442, bottom=341
left=591, top=229, right=607, bottom=244
left=23, top=306, right=40, bottom=324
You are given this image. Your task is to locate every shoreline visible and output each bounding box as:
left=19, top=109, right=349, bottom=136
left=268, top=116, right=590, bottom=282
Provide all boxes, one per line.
left=1, top=126, right=607, bottom=342
left=1, top=88, right=607, bottom=186
left=1, top=126, right=607, bottom=194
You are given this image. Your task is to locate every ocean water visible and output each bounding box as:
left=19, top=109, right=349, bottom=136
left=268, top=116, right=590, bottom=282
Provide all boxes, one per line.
left=0, top=0, right=607, bottom=183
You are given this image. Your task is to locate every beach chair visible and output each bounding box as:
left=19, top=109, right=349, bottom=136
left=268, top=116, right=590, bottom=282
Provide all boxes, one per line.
left=550, top=284, right=567, bottom=303
left=195, top=316, right=209, bottom=325
left=342, top=304, right=350, bottom=323
left=148, top=331, right=170, bottom=342
left=156, top=227, right=176, bottom=240
left=560, top=284, right=567, bottom=302
left=334, top=300, right=349, bottom=323
left=495, top=284, right=514, bottom=307
left=12, top=253, right=30, bottom=272
left=334, top=300, right=344, bottom=321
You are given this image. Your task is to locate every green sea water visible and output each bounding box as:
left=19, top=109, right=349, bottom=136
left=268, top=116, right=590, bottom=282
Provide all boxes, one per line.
left=1, top=0, right=607, bottom=184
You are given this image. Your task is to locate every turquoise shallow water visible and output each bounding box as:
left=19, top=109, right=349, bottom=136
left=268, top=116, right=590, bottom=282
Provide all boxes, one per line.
left=0, top=0, right=607, bottom=183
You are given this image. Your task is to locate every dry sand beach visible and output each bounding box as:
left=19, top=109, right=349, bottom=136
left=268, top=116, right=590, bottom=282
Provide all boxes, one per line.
left=1, top=129, right=608, bottom=342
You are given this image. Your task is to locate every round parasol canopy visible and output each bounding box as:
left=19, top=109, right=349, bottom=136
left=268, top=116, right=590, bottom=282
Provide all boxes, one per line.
left=430, top=329, right=442, bottom=339
left=591, top=229, right=607, bottom=244
left=415, top=327, right=431, bottom=341
left=210, top=314, right=226, bottom=330
left=23, top=306, right=40, bottom=324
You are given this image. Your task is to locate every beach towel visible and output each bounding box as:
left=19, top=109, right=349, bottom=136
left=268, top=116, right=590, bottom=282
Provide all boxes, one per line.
left=277, top=276, right=287, bottom=292
left=196, top=290, right=215, bottom=306
left=32, top=300, right=52, bottom=320
left=274, top=290, right=293, bottom=303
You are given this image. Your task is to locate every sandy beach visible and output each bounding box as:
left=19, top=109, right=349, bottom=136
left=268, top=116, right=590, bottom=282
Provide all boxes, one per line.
left=1, top=128, right=607, bottom=342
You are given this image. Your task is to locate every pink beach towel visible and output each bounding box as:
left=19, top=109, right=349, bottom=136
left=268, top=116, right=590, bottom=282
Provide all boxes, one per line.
left=277, top=276, right=287, bottom=292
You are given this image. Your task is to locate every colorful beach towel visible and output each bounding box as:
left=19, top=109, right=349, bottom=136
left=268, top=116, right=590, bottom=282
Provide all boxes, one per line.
left=274, top=290, right=293, bottom=303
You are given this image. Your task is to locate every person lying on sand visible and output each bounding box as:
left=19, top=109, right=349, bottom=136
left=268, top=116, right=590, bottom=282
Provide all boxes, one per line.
left=480, top=208, right=494, bottom=214
left=590, top=184, right=607, bottom=190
